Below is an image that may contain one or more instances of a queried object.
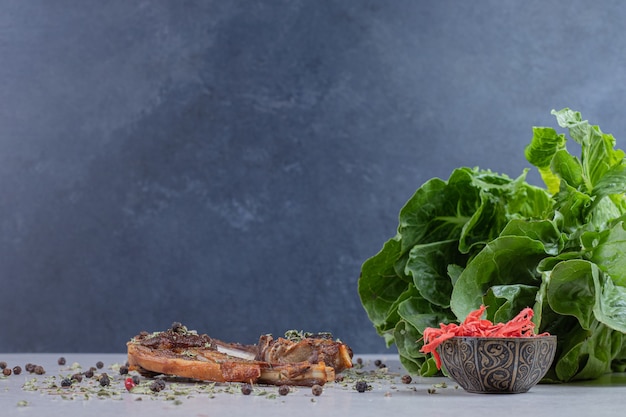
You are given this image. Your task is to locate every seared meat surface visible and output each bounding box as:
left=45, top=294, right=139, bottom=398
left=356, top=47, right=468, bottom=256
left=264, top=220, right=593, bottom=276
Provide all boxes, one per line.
left=127, top=324, right=353, bottom=386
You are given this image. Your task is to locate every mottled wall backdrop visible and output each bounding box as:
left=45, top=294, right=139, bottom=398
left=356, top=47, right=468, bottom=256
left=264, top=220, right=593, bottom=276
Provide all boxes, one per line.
left=1, top=1, right=625, bottom=353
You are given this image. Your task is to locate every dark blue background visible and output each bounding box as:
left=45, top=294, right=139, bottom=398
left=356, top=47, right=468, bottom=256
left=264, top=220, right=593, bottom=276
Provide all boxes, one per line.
left=1, top=1, right=625, bottom=353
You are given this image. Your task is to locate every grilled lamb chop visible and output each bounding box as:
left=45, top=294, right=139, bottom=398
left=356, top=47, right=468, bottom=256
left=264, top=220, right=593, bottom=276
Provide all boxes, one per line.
left=127, top=324, right=353, bottom=386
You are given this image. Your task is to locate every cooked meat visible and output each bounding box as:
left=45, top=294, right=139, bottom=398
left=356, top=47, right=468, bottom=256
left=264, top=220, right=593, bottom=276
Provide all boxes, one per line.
left=127, top=324, right=353, bottom=386
left=255, top=333, right=353, bottom=373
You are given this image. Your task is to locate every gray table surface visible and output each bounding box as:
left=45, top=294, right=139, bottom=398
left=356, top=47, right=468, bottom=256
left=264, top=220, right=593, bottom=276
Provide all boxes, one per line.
left=1, top=353, right=625, bottom=416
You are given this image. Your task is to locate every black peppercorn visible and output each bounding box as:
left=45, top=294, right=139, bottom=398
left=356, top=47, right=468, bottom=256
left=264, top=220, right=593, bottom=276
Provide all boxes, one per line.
left=58, top=357, right=66, bottom=366
left=99, top=373, right=110, bottom=387
left=401, top=374, right=412, bottom=384
left=149, top=379, right=166, bottom=392
left=132, top=375, right=140, bottom=385
left=72, top=373, right=83, bottom=383
left=84, top=368, right=94, bottom=378
left=311, top=384, right=323, bottom=396
left=12, top=366, right=21, bottom=375
left=355, top=381, right=369, bottom=393
left=0, top=361, right=6, bottom=369
left=278, top=385, right=290, bottom=396
left=2, top=368, right=11, bottom=376
left=374, top=359, right=382, bottom=367
left=25, top=363, right=35, bottom=373
left=241, top=383, right=253, bottom=395
left=61, top=378, right=72, bottom=387
left=34, top=365, right=45, bottom=375
left=96, top=361, right=104, bottom=369
left=119, top=365, right=129, bottom=375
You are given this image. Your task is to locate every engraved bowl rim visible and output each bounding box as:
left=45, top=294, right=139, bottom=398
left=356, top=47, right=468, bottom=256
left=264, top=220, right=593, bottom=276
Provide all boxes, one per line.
left=444, top=335, right=557, bottom=342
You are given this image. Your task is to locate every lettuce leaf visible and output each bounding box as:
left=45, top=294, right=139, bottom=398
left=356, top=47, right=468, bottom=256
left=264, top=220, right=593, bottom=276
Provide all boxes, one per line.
left=359, top=108, right=626, bottom=381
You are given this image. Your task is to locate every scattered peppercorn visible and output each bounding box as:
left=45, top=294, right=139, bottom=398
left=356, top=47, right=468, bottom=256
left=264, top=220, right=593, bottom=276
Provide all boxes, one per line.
left=84, top=368, right=94, bottom=378
left=25, top=363, right=35, bottom=373
left=311, top=384, right=323, bottom=396
left=374, top=359, right=382, bottom=367
left=241, top=383, right=253, bottom=395
left=61, top=378, right=72, bottom=387
left=2, top=368, right=11, bottom=376
left=12, top=366, right=22, bottom=375
left=0, top=361, right=6, bottom=369
left=278, top=385, right=290, bottom=396
left=171, top=322, right=184, bottom=332
left=72, top=373, right=83, bottom=382
left=124, top=377, right=136, bottom=391
left=355, top=381, right=370, bottom=393
left=96, top=361, right=104, bottom=369
left=34, top=365, right=45, bottom=375
left=356, top=358, right=363, bottom=365
left=132, top=375, right=140, bottom=385
left=119, top=365, right=129, bottom=375
left=401, top=374, right=412, bottom=384
left=99, top=373, right=110, bottom=387
left=58, top=357, right=66, bottom=366
left=150, top=379, right=166, bottom=392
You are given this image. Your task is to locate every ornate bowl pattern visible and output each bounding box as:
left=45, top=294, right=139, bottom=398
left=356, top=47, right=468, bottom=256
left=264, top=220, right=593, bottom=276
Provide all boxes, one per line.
left=438, top=336, right=557, bottom=394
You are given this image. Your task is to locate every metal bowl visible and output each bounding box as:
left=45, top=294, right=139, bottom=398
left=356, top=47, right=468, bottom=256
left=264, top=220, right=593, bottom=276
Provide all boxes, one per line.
left=438, top=336, right=557, bottom=394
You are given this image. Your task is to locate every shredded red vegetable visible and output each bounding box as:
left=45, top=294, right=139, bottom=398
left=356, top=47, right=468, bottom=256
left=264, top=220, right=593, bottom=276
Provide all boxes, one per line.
left=420, top=305, right=549, bottom=369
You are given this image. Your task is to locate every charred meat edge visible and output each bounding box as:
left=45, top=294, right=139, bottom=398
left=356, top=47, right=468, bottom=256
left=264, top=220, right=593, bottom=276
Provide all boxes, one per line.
left=127, top=326, right=352, bottom=386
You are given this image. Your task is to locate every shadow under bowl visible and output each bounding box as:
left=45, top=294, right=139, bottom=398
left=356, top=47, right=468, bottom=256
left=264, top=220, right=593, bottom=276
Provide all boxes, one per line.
left=438, top=336, right=557, bottom=394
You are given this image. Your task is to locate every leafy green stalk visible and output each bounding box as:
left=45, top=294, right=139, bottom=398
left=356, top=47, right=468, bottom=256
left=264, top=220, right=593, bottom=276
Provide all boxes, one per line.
left=359, top=109, right=626, bottom=381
